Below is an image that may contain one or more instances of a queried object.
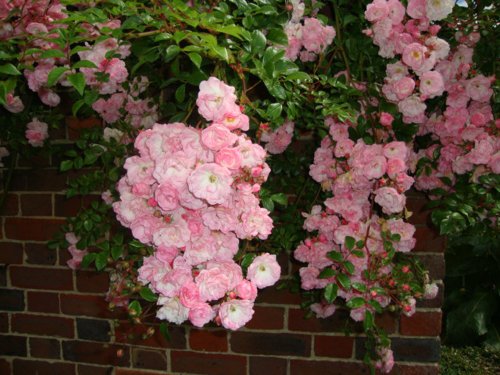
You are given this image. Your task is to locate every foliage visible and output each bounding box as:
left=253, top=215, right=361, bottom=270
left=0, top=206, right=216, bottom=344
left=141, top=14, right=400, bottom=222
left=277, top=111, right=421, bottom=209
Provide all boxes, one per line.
left=440, top=346, right=500, bottom=375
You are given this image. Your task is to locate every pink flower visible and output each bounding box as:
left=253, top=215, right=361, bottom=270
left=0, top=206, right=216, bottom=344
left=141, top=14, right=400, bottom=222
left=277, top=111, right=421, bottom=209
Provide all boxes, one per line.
left=196, top=77, right=237, bottom=122
left=374, top=187, right=406, bottom=214
left=379, top=112, right=394, bottom=127
left=201, top=124, right=237, bottom=151
left=215, top=147, right=242, bottom=170
left=310, top=303, right=336, bottom=318
left=156, top=296, right=189, bottom=324
left=402, top=43, right=428, bottom=70
left=195, top=266, right=232, bottom=301
left=246, top=253, right=281, bottom=288
left=365, top=0, right=389, bottom=22
left=261, top=120, right=294, bottom=155
left=187, top=163, right=233, bottom=205
left=398, top=94, right=426, bottom=118
left=155, top=183, right=179, bottom=212
left=393, top=77, right=415, bottom=100
left=4, top=93, right=24, bottom=113
left=424, top=283, right=439, bottom=299
left=67, top=245, right=88, bottom=270
left=236, top=280, right=258, bottom=300
left=466, top=75, right=494, bottom=102
left=301, top=18, right=336, bottom=54
left=419, top=71, right=444, bottom=98
left=238, top=207, right=273, bottom=240
left=189, top=302, right=216, bottom=327
left=426, top=0, right=455, bottom=21
left=179, top=281, right=201, bottom=308
left=218, top=299, right=254, bottom=330
left=25, top=118, right=49, bottom=147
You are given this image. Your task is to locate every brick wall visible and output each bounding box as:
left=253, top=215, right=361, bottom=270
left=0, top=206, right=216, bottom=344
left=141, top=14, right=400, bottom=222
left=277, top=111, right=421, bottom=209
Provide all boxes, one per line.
left=0, top=124, right=444, bottom=375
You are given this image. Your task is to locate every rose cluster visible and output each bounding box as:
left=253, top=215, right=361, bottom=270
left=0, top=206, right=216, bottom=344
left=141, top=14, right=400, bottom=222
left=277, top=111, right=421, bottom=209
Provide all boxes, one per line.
left=260, top=120, right=295, bottom=154
left=113, top=77, right=280, bottom=330
left=294, top=117, right=433, bottom=373
left=284, top=0, right=336, bottom=62
left=364, top=0, right=456, bottom=124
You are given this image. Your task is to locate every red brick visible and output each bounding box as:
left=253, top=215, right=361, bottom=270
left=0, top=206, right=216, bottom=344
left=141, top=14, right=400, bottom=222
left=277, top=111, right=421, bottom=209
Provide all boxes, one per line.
left=4, top=218, right=65, bottom=241
left=29, top=337, right=61, bottom=359
left=25, top=242, right=57, bottom=265
left=414, top=227, right=445, bottom=253
left=0, top=194, right=19, bottom=216
left=10, top=168, right=67, bottom=192
left=288, top=308, right=361, bottom=333
left=20, top=193, right=52, bottom=216
left=375, top=312, right=398, bottom=334
left=406, top=196, right=431, bottom=226
left=246, top=305, right=285, bottom=330
left=54, top=194, right=99, bottom=217
left=66, top=116, right=103, bottom=141
left=132, top=348, right=168, bottom=371
left=250, top=357, right=287, bottom=375
left=27, top=291, right=60, bottom=313
left=0, top=313, right=8, bottom=332
left=12, top=359, right=75, bottom=375
left=414, top=254, right=445, bottom=280
left=114, top=321, right=186, bottom=349
left=0, top=359, right=10, bottom=375
left=0, top=288, right=25, bottom=311
left=231, top=331, right=311, bottom=356
left=400, top=311, right=442, bottom=336
left=171, top=351, right=247, bottom=375
left=62, top=340, right=130, bottom=366
left=12, top=313, right=74, bottom=338
left=10, top=266, right=73, bottom=291
left=290, top=359, right=369, bottom=375
left=0, top=242, right=24, bottom=264
left=116, top=369, right=169, bottom=375
left=60, top=294, right=123, bottom=319
left=76, top=270, right=109, bottom=293
left=189, top=329, right=228, bottom=352
left=314, top=335, right=354, bottom=358
left=256, top=286, right=302, bottom=305
left=78, top=364, right=114, bottom=375
left=0, top=335, right=27, bottom=356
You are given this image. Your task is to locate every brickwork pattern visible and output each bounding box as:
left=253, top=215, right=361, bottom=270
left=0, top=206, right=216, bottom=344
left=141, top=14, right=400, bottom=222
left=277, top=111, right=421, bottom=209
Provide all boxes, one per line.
left=0, top=123, right=443, bottom=375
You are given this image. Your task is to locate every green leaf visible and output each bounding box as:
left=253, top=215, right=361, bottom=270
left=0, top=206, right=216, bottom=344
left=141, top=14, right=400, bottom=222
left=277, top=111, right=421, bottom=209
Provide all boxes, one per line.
left=324, top=283, right=338, bottom=303
left=165, top=45, right=181, bottom=62
left=286, top=71, right=311, bottom=81
left=47, top=66, right=69, bottom=87
left=363, top=310, right=374, bottom=331
left=345, top=236, right=355, bottom=251
left=67, top=72, right=86, bottom=96
left=241, top=253, right=256, bottom=270
left=212, top=45, right=229, bottom=61
left=352, top=282, right=367, bottom=293
left=73, top=60, right=98, bottom=69
left=0, top=63, right=21, bottom=76
left=336, top=273, right=351, bottom=290
left=111, top=246, right=123, bottom=260
left=128, top=300, right=142, bottom=316
left=95, top=251, right=108, bottom=271
left=343, top=261, right=355, bottom=275
left=271, top=193, right=287, bottom=206
left=188, top=52, right=202, bottom=69
left=40, top=49, right=66, bottom=59
left=266, top=28, right=288, bottom=45
left=319, top=267, right=336, bottom=279
left=159, top=322, right=171, bottom=341
left=251, top=30, right=266, bottom=52
left=346, top=297, right=365, bottom=309
left=175, top=84, right=186, bottom=103
left=327, top=251, right=343, bottom=262
left=60, top=160, right=73, bottom=172
left=140, top=287, right=158, bottom=302
left=267, top=103, right=282, bottom=120
left=81, top=253, right=96, bottom=269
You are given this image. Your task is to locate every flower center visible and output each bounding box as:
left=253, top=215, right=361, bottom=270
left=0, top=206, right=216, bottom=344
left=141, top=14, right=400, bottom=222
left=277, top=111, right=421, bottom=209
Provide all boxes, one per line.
left=209, top=174, right=218, bottom=183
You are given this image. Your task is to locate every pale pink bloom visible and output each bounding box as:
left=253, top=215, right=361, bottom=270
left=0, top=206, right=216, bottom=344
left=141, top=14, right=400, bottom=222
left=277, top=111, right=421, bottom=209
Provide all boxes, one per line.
left=374, top=187, right=406, bottom=214
left=66, top=244, right=88, bottom=270
left=406, top=0, right=427, bottom=20
left=189, top=302, right=216, bottom=327
left=38, top=88, right=60, bottom=107
left=426, top=0, right=454, bottom=21
left=201, top=124, right=237, bottom=151
left=364, top=0, right=389, bottom=23
left=424, top=283, right=439, bottom=299
left=334, top=138, right=355, bottom=158
left=218, top=104, right=250, bottom=132
left=379, top=112, right=394, bottom=127
left=387, top=0, right=406, bottom=24
left=376, top=347, right=395, bottom=373
left=310, top=303, right=336, bottom=318
left=236, top=279, right=258, bottom=301
left=187, top=163, right=233, bottom=205
left=196, top=266, right=232, bottom=301
left=219, top=299, right=254, bottom=330
left=402, top=43, right=428, bottom=70
left=350, top=307, right=368, bottom=322
left=238, top=207, right=273, bottom=240
left=196, top=77, right=237, bottom=122
left=403, top=297, right=416, bottom=317
left=452, top=45, right=474, bottom=68
left=247, top=253, right=281, bottom=288
left=383, top=141, right=409, bottom=161
left=425, top=37, right=450, bottom=61
left=386, top=61, right=409, bottom=80
left=398, top=94, right=426, bottom=118
left=156, top=296, right=190, bottom=324
left=261, top=120, right=294, bottom=155
left=466, top=75, right=494, bottom=103
left=215, top=147, right=242, bottom=170
left=179, top=281, right=201, bottom=308
left=301, top=17, right=336, bottom=54
left=155, top=183, right=179, bottom=212
left=152, top=218, right=191, bottom=248
left=393, top=76, right=416, bottom=100
left=25, top=118, right=49, bottom=147
left=468, top=138, right=494, bottom=165
left=419, top=71, right=444, bottom=98
left=3, top=93, right=24, bottom=113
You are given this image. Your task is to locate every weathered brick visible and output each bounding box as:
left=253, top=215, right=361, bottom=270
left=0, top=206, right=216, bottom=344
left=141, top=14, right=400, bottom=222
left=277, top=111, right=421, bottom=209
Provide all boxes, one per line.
left=115, top=369, right=168, bottom=375
left=12, top=313, right=74, bottom=338
left=250, top=356, right=287, bottom=375
left=246, top=305, right=285, bottom=330
left=375, top=312, right=398, bottom=334
left=290, top=359, right=369, bottom=375
left=189, top=329, right=228, bottom=352
left=61, top=294, right=121, bottom=319
left=5, top=218, right=65, bottom=241
left=0, top=288, right=25, bottom=311
left=414, top=227, right=445, bottom=253
left=25, top=242, right=57, bottom=265
left=66, top=116, right=103, bottom=141
left=54, top=194, right=99, bottom=217
left=414, top=254, right=445, bottom=280
left=400, top=311, right=442, bottom=336
left=10, top=168, right=67, bottom=192
left=132, top=348, right=168, bottom=371
left=256, top=286, right=302, bottom=305
left=0, top=194, right=19, bottom=216
left=76, top=270, right=109, bottom=293
left=20, top=193, right=52, bottom=216
left=0, top=335, right=27, bottom=356
left=0, top=266, right=5, bottom=287
left=0, top=312, right=8, bottom=332
left=406, top=196, right=431, bottom=226
left=10, top=266, right=73, bottom=291
left=115, top=322, right=186, bottom=349
left=314, top=335, right=354, bottom=358
left=0, top=359, right=10, bottom=375
left=171, top=351, right=247, bottom=375
left=27, top=291, right=60, bottom=313
left=12, top=359, right=75, bottom=375
left=0, top=242, right=24, bottom=264
left=231, top=331, right=311, bottom=357
left=29, top=337, right=61, bottom=359
left=78, top=364, right=114, bottom=375
left=356, top=337, right=441, bottom=363
left=77, top=318, right=111, bottom=342
left=288, top=308, right=361, bottom=333
left=418, top=284, right=444, bottom=309
left=62, top=340, right=130, bottom=366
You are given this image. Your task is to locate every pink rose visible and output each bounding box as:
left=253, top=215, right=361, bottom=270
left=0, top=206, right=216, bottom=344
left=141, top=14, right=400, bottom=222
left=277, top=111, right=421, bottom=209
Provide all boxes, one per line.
left=195, top=267, right=231, bottom=301
left=419, top=71, right=444, bottom=98
left=218, top=299, right=254, bottom=330
left=374, top=187, right=406, bottom=214
left=187, top=163, right=233, bottom=205
left=196, top=77, right=237, bottom=122
left=179, top=281, right=201, bottom=308
left=236, top=279, right=258, bottom=300
left=201, top=124, right=238, bottom=151
left=246, top=253, right=281, bottom=289
left=155, top=183, right=179, bottom=212
left=215, top=147, right=242, bottom=170
left=156, top=296, right=189, bottom=324
left=393, top=77, right=416, bottom=100
left=25, top=118, right=49, bottom=147
left=402, top=43, right=428, bottom=70
left=365, top=0, right=389, bottom=22
left=379, top=112, right=394, bottom=127
left=189, top=302, right=216, bottom=327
